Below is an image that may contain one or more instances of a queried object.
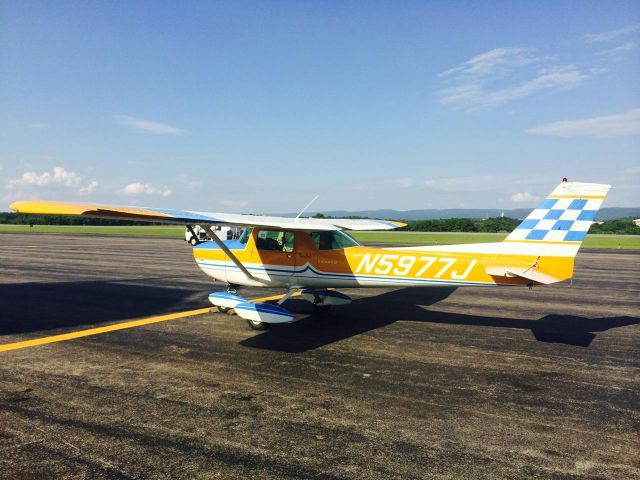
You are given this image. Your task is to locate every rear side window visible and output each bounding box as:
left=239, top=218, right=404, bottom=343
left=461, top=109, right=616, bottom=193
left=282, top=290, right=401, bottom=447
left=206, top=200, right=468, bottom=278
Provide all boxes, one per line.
left=310, top=230, right=360, bottom=250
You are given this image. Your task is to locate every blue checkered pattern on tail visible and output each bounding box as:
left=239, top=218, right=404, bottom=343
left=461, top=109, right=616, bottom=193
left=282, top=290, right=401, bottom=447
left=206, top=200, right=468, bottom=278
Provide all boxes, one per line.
left=506, top=197, right=602, bottom=243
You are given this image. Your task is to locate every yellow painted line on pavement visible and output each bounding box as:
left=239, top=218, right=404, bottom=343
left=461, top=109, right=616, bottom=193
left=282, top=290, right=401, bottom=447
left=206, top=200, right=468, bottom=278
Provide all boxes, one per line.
left=248, top=291, right=302, bottom=303
left=0, top=291, right=299, bottom=353
left=0, top=307, right=213, bottom=353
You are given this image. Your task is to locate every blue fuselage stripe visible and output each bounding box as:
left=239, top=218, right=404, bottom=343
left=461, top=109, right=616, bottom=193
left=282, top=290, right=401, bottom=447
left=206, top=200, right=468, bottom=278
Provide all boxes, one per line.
left=195, top=260, right=493, bottom=286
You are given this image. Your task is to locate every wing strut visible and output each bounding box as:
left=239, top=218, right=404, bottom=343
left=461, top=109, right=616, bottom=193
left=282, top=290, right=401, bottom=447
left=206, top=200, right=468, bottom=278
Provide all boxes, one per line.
left=200, top=225, right=263, bottom=283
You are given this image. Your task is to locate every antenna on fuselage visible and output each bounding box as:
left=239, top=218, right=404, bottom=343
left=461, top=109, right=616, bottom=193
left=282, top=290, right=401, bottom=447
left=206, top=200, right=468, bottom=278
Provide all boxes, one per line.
left=295, top=194, right=320, bottom=220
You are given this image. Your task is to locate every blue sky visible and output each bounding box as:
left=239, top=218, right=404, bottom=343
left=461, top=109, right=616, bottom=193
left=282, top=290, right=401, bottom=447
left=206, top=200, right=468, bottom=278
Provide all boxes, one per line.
left=1, top=1, right=639, bottom=212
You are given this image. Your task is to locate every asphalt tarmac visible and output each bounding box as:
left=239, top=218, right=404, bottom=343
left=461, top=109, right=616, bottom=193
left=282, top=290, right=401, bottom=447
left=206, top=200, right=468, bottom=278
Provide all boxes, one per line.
left=0, top=233, right=638, bottom=479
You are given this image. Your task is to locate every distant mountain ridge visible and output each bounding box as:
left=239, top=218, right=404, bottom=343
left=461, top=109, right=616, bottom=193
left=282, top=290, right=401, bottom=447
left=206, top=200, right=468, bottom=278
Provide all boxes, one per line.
left=278, top=207, right=640, bottom=222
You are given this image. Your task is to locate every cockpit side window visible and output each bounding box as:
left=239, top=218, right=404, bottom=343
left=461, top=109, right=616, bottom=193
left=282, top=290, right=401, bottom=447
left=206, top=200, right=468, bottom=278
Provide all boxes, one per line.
left=255, top=229, right=294, bottom=252
left=310, top=230, right=360, bottom=250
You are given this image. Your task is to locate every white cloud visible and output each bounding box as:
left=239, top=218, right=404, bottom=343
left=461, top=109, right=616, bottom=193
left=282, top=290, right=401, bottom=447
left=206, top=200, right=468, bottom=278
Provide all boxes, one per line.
left=439, top=47, right=547, bottom=78
left=220, top=199, right=249, bottom=208
left=438, top=46, right=586, bottom=111
left=120, top=182, right=172, bottom=197
left=7, top=166, right=100, bottom=196
left=526, top=107, right=640, bottom=138
left=116, top=115, right=182, bottom=135
left=595, top=41, right=638, bottom=57
left=584, top=23, right=640, bottom=43
left=511, top=192, right=538, bottom=203
left=9, top=166, right=81, bottom=188
left=78, top=181, right=99, bottom=195
left=441, top=65, right=586, bottom=110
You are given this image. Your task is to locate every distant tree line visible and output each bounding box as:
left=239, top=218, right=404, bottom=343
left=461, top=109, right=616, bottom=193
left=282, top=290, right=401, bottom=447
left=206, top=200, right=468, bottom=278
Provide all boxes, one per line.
left=2, top=212, right=639, bottom=234
left=0, top=213, right=160, bottom=226
left=403, top=217, right=639, bottom=235
left=588, top=219, right=640, bottom=235
left=313, top=213, right=520, bottom=231
left=405, top=217, right=520, bottom=233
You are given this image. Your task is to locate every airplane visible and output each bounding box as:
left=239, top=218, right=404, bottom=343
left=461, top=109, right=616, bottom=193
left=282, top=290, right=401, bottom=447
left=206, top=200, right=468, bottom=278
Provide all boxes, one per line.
left=10, top=179, right=611, bottom=330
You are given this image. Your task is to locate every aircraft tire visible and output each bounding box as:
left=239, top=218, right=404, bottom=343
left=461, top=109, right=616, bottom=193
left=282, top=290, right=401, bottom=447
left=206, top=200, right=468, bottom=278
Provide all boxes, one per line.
left=217, top=306, right=231, bottom=314
left=247, top=319, right=269, bottom=330
left=189, top=237, right=198, bottom=246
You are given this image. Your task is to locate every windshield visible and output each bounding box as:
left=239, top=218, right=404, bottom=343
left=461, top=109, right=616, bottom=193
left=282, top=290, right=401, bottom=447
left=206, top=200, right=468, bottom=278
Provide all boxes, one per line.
left=310, top=230, right=360, bottom=250
left=238, top=227, right=253, bottom=245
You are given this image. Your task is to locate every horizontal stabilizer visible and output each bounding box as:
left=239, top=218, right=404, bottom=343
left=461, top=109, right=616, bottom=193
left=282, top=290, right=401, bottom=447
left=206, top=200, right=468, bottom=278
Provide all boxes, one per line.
left=485, top=266, right=561, bottom=285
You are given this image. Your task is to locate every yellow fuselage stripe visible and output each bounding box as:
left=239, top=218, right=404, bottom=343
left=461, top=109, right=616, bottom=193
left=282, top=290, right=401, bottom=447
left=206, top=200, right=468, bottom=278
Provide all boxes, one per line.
left=0, top=293, right=287, bottom=353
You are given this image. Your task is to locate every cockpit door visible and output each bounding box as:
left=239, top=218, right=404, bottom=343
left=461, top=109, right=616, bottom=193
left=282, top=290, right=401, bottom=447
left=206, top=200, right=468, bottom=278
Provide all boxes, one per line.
left=253, top=229, right=296, bottom=281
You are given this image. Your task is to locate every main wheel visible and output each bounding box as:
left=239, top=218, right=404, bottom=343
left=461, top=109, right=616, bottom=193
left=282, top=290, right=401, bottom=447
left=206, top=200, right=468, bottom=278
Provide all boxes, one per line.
left=217, top=306, right=231, bottom=314
left=247, top=319, right=269, bottom=330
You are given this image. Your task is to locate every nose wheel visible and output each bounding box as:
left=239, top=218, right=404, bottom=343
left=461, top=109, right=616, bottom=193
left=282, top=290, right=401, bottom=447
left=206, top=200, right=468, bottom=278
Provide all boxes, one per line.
left=211, top=287, right=296, bottom=330
left=246, top=319, right=269, bottom=330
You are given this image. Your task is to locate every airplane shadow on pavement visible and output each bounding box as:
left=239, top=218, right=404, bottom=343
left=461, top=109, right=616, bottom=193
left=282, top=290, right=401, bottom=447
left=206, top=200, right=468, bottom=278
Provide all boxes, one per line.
left=2, top=281, right=637, bottom=353
left=0, top=279, right=209, bottom=335
left=240, top=287, right=640, bottom=353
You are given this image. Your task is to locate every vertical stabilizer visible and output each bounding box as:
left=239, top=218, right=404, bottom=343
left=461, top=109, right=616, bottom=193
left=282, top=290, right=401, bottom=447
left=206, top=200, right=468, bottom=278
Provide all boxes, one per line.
left=504, top=181, right=611, bottom=256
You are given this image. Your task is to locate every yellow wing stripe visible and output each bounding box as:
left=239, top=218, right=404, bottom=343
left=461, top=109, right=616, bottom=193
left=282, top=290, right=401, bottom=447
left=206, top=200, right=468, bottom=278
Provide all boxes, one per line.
left=10, top=200, right=174, bottom=219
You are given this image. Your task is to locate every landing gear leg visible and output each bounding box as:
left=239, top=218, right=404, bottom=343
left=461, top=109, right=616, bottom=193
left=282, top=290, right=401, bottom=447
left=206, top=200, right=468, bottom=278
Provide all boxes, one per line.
left=277, top=287, right=299, bottom=306
left=214, top=284, right=240, bottom=314
left=310, top=290, right=332, bottom=312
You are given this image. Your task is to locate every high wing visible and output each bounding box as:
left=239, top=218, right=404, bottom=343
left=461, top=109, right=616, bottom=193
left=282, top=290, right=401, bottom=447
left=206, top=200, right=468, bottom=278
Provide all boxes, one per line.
left=9, top=200, right=406, bottom=231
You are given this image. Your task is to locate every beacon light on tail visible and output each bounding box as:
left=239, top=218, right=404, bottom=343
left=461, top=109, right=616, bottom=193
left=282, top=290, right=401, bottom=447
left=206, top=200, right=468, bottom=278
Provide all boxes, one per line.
left=10, top=179, right=611, bottom=330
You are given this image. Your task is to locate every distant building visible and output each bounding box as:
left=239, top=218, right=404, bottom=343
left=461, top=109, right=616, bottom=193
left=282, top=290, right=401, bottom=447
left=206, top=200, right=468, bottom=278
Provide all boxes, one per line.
left=634, top=219, right=640, bottom=227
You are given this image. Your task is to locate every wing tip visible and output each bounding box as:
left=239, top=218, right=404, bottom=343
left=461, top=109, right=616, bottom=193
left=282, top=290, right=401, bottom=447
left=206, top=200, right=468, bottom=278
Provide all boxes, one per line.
left=7, top=200, right=94, bottom=216
left=9, top=200, right=44, bottom=214
left=390, top=221, right=407, bottom=229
